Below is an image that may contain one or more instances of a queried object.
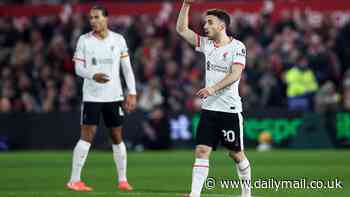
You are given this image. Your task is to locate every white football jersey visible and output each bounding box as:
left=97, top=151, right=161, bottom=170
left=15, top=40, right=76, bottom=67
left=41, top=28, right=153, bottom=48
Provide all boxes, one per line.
left=195, top=35, right=246, bottom=113
left=73, top=30, right=131, bottom=102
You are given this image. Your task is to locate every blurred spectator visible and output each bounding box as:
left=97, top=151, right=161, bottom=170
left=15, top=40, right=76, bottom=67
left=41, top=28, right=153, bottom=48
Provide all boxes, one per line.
left=342, top=70, right=350, bottom=111
left=0, top=97, right=11, bottom=112
left=240, top=73, right=259, bottom=110
left=141, top=106, right=171, bottom=149
left=162, top=60, right=187, bottom=112
left=343, top=87, right=350, bottom=111
left=314, top=81, right=341, bottom=113
left=284, top=56, right=319, bottom=111
left=42, top=80, right=58, bottom=112
left=138, top=78, right=164, bottom=112
left=336, top=23, right=350, bottom=73
left=58, top=74, right=78, bottom=111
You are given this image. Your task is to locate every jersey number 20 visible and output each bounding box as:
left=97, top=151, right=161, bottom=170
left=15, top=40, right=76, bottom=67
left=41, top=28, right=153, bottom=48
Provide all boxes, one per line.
left=222, top=130, right=235, bottom=142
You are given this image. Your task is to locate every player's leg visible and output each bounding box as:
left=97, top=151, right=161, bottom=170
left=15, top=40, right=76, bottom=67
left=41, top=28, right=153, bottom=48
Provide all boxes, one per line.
left=188, top=145, right=212, bottom=197
left=229, top=151, right=251, bottom=197
left=102, top=102, right=132, bottom=191
left=221, top=112, right=251, bottom=197
left=67, top=102, right=100, bottom=192
left=110, top=126, right=133, bottom=191
left=186, top=110, right=217, bottom=197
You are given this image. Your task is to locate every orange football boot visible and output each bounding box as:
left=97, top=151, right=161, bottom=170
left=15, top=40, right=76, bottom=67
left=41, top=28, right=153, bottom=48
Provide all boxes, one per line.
left=66, top=181, right=92, bottom=192
left=118, top=181, right=133, bottom=191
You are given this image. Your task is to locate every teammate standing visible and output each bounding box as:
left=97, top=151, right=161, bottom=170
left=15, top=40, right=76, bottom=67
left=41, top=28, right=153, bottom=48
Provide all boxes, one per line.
left=66, top=5, right=136, bottom=192
left=176, top=1, right=252, bottom=197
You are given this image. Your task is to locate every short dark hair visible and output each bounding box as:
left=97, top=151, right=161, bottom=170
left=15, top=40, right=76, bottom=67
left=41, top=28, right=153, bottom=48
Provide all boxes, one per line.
left=91, top=4, right=108, bottom=17
left=206, top=9, right=230, bottom=28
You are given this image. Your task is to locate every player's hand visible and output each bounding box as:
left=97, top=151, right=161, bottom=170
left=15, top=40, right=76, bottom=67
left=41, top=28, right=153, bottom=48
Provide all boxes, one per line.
left=183, top=0, right=195, bottom=4
left=124, top=94, right=137, bottom=113
left=93, top=73, right=110, bottom=83
left=196, top=87, right=215, bottom=98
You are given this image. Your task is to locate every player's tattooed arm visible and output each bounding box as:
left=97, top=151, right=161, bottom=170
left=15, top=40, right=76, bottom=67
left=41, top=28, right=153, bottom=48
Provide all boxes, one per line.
left=196, top=64, right=243, bottom=98
left=176, top=0, right=197, bottom=46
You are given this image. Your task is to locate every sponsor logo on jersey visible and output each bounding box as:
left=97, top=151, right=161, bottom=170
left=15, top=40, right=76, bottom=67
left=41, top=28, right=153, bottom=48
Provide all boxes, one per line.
left=206, top=61, right=229, bottom=73
left=91, top=57, right=114, bottom=66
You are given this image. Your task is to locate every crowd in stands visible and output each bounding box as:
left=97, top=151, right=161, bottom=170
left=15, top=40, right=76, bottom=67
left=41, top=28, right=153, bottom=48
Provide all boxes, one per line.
left=1, top=2, right=350, bottom=148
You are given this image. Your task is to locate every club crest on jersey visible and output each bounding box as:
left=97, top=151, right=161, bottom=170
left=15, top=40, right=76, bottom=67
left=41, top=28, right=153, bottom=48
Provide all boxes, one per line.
left=223, top=52, right=229, bottom=61
left=110, top=46, right=114, bottom=51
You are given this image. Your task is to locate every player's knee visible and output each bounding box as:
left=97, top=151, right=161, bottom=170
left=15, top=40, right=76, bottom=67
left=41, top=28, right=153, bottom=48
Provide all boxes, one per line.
left=229, top=151, right=246, bottom=163
left=110, top=131, right=122, bottom=141
left=111, top=127, right=122, bottom=135
left=110, top=127, right=123, bottom=143
left=80, top=125, right=97, bottom=143
left=110, top=134, right=122, bottom=144
left=195, top=145, right=211, bottom=159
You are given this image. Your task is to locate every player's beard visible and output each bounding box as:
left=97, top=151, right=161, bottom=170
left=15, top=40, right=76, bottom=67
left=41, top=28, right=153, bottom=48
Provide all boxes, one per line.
left=90, top=15, right=108, bottom=33
left=207, top=31, right=219, bottom=41
left=92, top=24, right=106, bottom=34
left=206, top=30, right=214, bottom=40
left=91, top=23, right=99, bottom=32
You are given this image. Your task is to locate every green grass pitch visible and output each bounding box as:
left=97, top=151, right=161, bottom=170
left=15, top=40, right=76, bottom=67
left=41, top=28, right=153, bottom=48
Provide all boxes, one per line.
left=0, top=150, right=348, bottom=197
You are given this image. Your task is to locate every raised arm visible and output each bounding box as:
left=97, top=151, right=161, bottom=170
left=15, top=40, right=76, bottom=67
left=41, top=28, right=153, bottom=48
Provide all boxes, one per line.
left=176, top=0, right=197, bottom=46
